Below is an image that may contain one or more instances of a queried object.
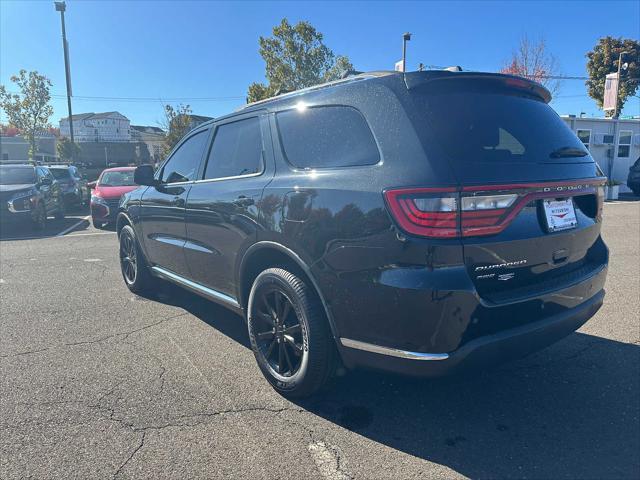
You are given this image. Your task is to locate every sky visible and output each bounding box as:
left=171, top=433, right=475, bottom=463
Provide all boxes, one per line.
left=1, top=0, right=639, bottom=128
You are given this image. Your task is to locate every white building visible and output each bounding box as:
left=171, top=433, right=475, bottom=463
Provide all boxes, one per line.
left=59, top=112, right=131, bottom=143
left=562, top=116, right=640, bottom=192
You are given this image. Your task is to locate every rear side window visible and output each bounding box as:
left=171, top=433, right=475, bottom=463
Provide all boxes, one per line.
left=204, top=117, right=262, bottom=180
left=276, top=106, right=379, bottom=169
left=413, top=90, right=590, bottom=164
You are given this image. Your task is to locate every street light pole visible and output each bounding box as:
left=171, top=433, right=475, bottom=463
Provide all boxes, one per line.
left=402, top=32, right=412, bottom=72
left=54, top=1, right=75, bottom=151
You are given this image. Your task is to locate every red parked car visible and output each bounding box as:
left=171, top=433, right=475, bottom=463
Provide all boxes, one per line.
left=88, top=167, right=139, bottom=228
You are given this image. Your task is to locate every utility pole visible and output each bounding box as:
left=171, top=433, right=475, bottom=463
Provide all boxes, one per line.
left=610, top=51, right=629, bottom=183
left=402, top=32, right=411, bottom=72
left=613, top=51, right=629, bottom=119
left=54, top=2, right=75, bottom=154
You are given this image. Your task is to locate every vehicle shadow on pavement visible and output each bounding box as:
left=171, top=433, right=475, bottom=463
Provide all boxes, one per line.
left=146, top=284, right=639, bottom=478
left=0, top=206, right=90, bottom=241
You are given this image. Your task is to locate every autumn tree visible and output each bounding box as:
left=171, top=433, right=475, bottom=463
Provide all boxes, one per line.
left=586, top=37, right=639, bottom=116
left=500, top=35, right=561, bottom=96
left=247, top=18, right=354, bottom=103
left=161, top=104, right=193, bottom=157
left=56, top=136, right=81, bottom=162
left=0, top=70, right=54, bottom=161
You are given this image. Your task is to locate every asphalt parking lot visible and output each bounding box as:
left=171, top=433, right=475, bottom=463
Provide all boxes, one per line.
left=1, top=202, right=638, bottom=479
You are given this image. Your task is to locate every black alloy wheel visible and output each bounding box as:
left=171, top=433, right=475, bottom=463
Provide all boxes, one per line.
left=248, top=268, right=336, bottom=397
left=119, top=227, right=138, bottom=285
left=253, top=287, right=305, bottom=377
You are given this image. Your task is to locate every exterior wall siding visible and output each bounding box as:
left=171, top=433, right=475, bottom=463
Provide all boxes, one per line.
left=562, top=116, right=640, bottom=192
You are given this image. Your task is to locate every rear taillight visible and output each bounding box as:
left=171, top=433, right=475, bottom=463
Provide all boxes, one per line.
left=384, top=188, right=458, bottom=238
left=384, top=178, right=606, bottom=239
left=460, top=192, right=519, bottom=236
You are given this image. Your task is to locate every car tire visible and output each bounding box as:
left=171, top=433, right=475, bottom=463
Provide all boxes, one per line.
left=54, top=200, right=65, bottom=220
left=119, top=224, right=157, bottom=295
left=247, top=268, right=336, bottom=398
left=31, top=203, right=46, bottom=231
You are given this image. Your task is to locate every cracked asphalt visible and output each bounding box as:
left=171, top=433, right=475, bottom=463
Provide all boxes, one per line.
left=1, top=202, right=639, bottom=479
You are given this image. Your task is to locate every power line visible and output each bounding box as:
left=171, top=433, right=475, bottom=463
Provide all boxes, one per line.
left=6, top=91, right=245, bottom=103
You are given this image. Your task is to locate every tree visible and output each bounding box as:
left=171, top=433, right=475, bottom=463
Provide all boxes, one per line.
left=56, top=136, right=80, bottom=162
left=247, top=18, right=354, bottom=103
left=586, top=37, right=639, bottom=116
left=0, top=70, right=54, bottom=161
left=161, top=104, right=193, bottom=157
left=500, top=35, right=561, bottom=96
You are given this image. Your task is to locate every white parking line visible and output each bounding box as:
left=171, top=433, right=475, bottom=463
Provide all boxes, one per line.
left=67, top=231, right=116, bottom=237
left=56, top=216, right=91, bottom=237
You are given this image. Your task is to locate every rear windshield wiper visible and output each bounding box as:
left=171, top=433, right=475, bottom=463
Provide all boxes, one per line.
left=549, top=146, right=589, bottom=158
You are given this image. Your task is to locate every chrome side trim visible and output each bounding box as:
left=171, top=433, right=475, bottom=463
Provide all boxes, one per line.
left=151, top=266, right=240, bottom=309
left=183, top=240, right=217, bottom=255
left=149, top=235, right=185, bottom=248
left=340, top=338, right=449, bottom=361
left=191, top=170, right=264, bottom=185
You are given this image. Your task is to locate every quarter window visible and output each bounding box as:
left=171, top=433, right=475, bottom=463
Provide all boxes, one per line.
left=276, top=106, right=379, bottom=169
left=204, top=117, right=263, bottom=180
left=618, top=131, right=632, bottom=158
left=161, top=130, right=208, bottom=183
left=576, top=129, right=591, bottom=150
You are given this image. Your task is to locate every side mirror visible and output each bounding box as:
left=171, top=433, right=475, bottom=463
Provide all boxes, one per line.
left=86, top=181, right=97, bottom=189
left=134, top=164, right=158, bottom=186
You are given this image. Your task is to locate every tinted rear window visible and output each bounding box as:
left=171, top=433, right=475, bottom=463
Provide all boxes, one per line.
left=413, top=91, right=589, bottom=164
left=276, top=106, right=379, bottom=169
left=204, top=117, right=262, bottom=180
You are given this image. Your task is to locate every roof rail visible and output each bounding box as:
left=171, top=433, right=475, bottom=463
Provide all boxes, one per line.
left=238, top=71, right=395, bottom=111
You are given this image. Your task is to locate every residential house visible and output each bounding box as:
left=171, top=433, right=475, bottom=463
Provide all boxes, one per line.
left=59, top=112, right=131, bottom=142
left=562, top=116, right=640, bottom=192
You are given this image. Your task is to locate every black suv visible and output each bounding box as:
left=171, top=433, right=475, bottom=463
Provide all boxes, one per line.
left=117, top=71, right=608, bottom=397
left=0, top=164, right=66, bottom=231
left=48, top=165, right=89, bottom=207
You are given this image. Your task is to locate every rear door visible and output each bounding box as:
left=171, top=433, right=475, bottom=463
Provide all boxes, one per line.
left=184, top=114, right=274, bottom=297
left=410, top=80, right=606, bottom=300
left=138, top=128, right=210, bottom=277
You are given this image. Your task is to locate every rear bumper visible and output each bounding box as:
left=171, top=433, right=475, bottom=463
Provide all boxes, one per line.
left=339, top=288, right=604, bottom=377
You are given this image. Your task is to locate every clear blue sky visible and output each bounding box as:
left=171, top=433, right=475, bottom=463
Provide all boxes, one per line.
left=1, top=0, right=639, bottom=127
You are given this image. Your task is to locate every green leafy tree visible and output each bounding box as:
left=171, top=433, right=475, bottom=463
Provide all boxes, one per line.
left=586, top=37, right=639, bottom=116
left=0, top=70, right=54, bottom=161
left=56, top=136, right=81, bottom=162
left=161, top=103, right=193, bottom=157
left=247, top=18, right=354, bottom=103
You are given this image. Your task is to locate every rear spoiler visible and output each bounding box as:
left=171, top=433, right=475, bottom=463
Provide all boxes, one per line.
left=403, top=71, right=552, bottom=103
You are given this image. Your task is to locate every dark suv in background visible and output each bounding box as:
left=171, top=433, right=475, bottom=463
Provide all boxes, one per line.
left=0, top=164, right=66, bottom=231
left=48, top=165, right=89, bottom=208
left=117, top=70, right=608, bottom=397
